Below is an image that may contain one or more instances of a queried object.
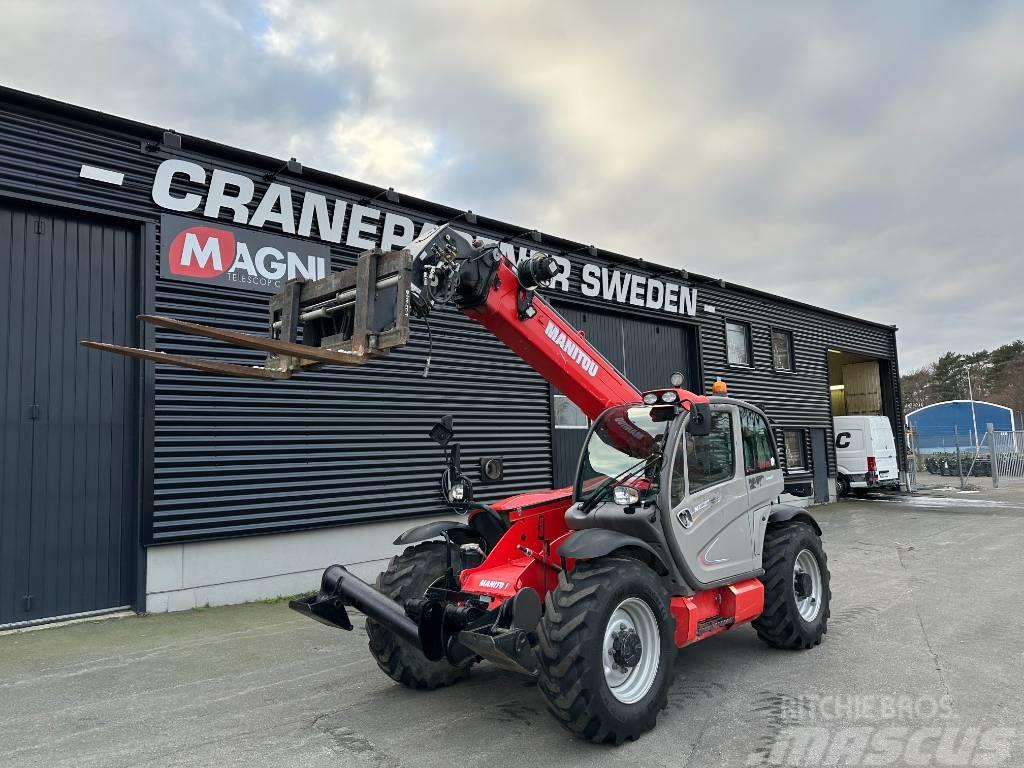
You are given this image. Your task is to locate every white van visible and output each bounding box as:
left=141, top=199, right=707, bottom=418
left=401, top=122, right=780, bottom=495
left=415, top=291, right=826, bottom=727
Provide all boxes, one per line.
left=834, top=415, right=900, bottom=496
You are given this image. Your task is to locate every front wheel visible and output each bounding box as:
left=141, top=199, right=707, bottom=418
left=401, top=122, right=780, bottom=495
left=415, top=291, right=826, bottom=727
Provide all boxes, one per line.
left=753, top=522, right=831, bottom=650
left=366, top=541, right=475, bottom=689
left=537, top=557, right=674, bottom=744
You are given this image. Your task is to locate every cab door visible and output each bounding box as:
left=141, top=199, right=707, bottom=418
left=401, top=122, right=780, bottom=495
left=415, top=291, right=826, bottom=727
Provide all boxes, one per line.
left=666, top=404, right=758, bottom=586
left=739, top=407, right=783, bottom=558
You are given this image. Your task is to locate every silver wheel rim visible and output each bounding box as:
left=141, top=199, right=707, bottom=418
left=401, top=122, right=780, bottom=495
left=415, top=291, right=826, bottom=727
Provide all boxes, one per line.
left=602, top=597, right=661, bottom=704
left=793, top=549, right=823, bottom=622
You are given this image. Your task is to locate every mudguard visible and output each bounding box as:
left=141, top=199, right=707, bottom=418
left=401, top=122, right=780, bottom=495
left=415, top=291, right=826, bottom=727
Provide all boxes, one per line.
left=767, top=505, right=822, bottom=535
left=392, top=520, right=485, bottom=546
left=557, top=528, right=669, bottom=572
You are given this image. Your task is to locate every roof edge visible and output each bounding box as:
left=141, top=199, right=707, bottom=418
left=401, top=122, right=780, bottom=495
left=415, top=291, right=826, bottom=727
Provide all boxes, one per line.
left=0, top=84, right=897, bottom=332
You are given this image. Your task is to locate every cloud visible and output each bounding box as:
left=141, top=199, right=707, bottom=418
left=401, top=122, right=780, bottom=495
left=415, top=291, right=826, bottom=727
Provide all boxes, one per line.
left=1, top=0, right=1021, bottom=368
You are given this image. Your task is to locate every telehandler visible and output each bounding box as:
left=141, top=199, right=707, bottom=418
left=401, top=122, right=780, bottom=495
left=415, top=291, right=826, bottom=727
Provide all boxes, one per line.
left=84, top=224, right=831, bottom=743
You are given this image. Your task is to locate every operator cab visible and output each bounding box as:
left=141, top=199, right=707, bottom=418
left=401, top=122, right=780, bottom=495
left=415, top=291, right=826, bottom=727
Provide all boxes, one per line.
left=569, top=380, right=786, bottom=592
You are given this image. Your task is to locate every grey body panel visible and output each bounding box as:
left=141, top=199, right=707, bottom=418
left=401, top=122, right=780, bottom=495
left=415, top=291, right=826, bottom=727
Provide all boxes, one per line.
left=661, top=403, right=768, bottom=588
left=567, top=399, right=790, bottom=594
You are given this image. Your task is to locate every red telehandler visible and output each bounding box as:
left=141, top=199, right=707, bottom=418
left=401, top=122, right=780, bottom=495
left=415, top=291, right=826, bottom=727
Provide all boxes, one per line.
left=84, top=225, right=831, bottom=743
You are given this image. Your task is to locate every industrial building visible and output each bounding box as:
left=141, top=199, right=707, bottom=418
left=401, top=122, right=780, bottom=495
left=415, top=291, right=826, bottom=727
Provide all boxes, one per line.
left=0, top=87, right=904, bottom=627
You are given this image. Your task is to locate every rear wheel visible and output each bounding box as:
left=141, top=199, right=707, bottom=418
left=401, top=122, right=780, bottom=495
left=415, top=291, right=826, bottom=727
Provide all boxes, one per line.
left=366, top=541, right=474, bottom=689
left=537, top=557, right=674, bottom=744
left=753, top=522, right=830, bottom=650
left=836, top=474, right=850, bottom=498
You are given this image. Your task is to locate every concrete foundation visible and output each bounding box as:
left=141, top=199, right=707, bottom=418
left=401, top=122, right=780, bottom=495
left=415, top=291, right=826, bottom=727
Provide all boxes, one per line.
left=145, top=515, right=449, bottom=612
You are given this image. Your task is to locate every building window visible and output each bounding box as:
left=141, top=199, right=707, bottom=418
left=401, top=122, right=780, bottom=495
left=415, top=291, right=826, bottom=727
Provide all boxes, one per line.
left=726, top=321, right=752, bottom=366
left=784, top=429, right=806, bottom=470
left=772, top=329, right=794, bottom=371
left=553, top=395, right=588, bottom=429
left=740, top=408, right=776, bottom=475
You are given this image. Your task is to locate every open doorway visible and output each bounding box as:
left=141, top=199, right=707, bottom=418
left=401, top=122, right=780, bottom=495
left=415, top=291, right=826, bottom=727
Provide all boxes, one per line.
left=828, top=349, right=884, bottom=416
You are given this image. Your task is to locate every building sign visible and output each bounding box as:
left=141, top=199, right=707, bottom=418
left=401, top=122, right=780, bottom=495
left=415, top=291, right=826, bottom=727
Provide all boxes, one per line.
left=151, top=159, right=697, bottom=314
left=160, top=214, right=330, bottom=294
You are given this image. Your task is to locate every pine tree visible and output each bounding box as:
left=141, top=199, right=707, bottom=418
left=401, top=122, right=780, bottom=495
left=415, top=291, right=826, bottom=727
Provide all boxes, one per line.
left=930, top=352, right=966, bottom=402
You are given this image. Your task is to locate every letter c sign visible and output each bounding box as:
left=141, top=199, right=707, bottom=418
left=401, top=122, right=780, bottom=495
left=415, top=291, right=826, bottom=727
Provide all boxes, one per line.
left=835, top=432, right=852, bottom=449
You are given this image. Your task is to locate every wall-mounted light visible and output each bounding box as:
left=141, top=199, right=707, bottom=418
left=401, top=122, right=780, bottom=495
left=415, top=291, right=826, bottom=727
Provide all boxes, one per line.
left=143, top=130, right=181, bottom=152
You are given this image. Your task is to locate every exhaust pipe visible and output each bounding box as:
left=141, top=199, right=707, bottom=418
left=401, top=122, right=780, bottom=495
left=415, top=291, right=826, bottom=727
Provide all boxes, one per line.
left=289, top=564, right=421, bottom=648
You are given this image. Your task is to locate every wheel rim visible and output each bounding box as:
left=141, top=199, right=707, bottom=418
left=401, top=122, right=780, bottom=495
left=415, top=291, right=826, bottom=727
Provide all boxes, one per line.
left=602, top=597, right=661, bottom=704
left=793, top=549, right=823, bottom=622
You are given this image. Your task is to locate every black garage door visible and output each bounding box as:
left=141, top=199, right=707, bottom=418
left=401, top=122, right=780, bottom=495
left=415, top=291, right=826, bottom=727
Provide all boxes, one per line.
left=550, top=304, right=699, bottom=487
left=0, top=205, right=138, bottom=626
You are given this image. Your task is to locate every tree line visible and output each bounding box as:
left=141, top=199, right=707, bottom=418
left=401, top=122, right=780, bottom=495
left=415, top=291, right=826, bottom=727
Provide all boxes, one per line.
left=901, top=340, right=1024, bottom=418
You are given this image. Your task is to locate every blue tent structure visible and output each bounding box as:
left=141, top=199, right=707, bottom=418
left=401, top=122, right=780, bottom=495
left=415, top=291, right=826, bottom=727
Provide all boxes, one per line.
left=906, top=400, right=1016, bottom=452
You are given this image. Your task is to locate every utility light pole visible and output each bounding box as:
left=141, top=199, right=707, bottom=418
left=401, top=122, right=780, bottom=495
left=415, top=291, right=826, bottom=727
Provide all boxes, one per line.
left=965, top=366, right=980, bottom=450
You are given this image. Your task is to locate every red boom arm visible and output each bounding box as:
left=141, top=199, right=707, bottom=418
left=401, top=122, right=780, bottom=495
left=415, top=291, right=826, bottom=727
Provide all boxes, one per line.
left=462, top=259, right=641, bottom=421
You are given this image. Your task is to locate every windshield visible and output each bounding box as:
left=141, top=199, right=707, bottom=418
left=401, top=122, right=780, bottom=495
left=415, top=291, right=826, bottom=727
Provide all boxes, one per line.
left=575, top=404, right=676, bottom=503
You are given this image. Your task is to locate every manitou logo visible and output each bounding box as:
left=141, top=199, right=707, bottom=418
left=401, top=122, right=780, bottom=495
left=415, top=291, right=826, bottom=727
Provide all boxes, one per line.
left=161, top=214, right=330, bottom=294
left=478, top=579, right=509, bottom=590
left=544, top=321, right=600, bottom=377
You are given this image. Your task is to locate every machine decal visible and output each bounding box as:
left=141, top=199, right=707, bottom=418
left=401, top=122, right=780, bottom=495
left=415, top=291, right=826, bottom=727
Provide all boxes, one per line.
left=478, top=579, right=509, bottom=590
left=700, top=536, right=729, bottom=566
left=544, top=320, right=600, bottom=377
left=692, top=495, right=719, bottom=522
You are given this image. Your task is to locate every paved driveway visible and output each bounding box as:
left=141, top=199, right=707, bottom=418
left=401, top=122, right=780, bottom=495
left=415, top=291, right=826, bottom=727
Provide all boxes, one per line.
left=2, top=493, right=1023, bottom=767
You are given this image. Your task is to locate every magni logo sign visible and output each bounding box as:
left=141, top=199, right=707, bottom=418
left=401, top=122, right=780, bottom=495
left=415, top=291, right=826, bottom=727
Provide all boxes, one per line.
left=160, top=214, right=331, bottom=293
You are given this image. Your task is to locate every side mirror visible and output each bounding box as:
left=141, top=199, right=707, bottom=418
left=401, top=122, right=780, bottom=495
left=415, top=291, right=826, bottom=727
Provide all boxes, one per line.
left=686, top=402, right=712, bottom=437
left=429, top=414, right=454, bottom=446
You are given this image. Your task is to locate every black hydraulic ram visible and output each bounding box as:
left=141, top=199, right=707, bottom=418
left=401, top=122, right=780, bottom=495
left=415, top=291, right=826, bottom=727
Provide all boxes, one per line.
left=289, top=564, right=421, bottom=648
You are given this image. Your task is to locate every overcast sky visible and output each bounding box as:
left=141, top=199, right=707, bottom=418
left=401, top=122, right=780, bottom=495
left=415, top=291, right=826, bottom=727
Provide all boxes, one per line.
left=2, top=0, right=1022, bottom=369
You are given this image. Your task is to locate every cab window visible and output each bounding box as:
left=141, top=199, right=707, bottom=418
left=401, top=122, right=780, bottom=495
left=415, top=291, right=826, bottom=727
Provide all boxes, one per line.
left=671, top=411, right=735, bottom=506
left=741, top=409, right=776, bottom=475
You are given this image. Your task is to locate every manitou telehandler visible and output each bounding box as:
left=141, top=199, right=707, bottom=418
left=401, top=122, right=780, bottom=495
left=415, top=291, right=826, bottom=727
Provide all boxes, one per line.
left=85, top=224, right=831, bottom=743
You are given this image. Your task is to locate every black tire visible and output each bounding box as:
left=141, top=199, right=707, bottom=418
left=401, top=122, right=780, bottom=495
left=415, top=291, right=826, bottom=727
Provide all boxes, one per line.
left=366, top=541, right=474, bottom=689
left=836, top=474, right=850, bottom=498
left=537, top=557, right=674, bottom=745
left=753, top=522, right=831, bottom=650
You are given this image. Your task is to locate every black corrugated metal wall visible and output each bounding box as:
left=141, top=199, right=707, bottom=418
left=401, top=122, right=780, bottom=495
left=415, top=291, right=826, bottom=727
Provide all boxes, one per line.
left=0, top=88, right=904, bottom=556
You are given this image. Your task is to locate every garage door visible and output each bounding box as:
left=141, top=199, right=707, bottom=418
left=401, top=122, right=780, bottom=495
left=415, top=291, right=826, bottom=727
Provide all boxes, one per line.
left=550, top=305, right=699, bottom=487
left=0, top=205, right=138, bottom=626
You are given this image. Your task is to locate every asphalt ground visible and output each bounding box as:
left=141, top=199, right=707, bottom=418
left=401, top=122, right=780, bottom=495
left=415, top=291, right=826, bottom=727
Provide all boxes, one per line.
left=2, top=489, right=1023, bottom=767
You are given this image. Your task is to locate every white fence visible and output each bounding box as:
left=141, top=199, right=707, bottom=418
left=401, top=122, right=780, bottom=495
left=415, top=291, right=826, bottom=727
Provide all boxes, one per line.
left=993, top=430, right=1024, bottom=485
left=908, top=427, right=1024, bottom=489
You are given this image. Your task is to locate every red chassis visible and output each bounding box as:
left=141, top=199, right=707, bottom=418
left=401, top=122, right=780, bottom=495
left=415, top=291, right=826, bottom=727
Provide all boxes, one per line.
left=461, top=488, right=764, bottom=649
